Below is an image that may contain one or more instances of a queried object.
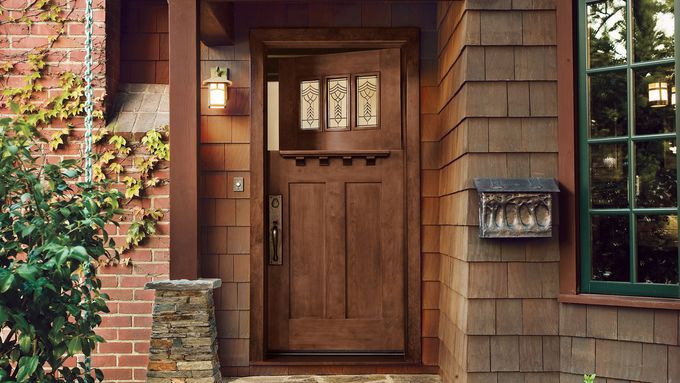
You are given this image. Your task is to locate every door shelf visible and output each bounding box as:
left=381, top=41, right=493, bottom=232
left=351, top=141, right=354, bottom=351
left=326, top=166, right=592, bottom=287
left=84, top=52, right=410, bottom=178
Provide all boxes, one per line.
left=279, top=150, right=390, bottom=166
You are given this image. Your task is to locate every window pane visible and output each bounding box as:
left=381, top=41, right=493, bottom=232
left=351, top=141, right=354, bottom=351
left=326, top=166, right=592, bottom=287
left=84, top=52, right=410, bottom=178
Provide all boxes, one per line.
left=327, top=77, right=349, bottom=130
left=590, top=143, right=629, bottom=208
left=633, top=0, right=675, bottom=62
left=589, top=71, right=628, bottom=138
left=634, top=65, right=675, bottom=135
left=637, top=215, right=678, bottom=284
left=300, top=80, right=320, bottom=130
left=592, top=215, right=631, bottom=281
left=356, top=75, right=378, bottom=127
left=635, top=140, right=677, bottom=207
left=587, top=0, right=627, bottom=68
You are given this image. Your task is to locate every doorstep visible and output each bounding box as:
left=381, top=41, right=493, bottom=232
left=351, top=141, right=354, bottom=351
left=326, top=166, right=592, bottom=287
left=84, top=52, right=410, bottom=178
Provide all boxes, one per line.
left=224, top=375, right=441, bottom=383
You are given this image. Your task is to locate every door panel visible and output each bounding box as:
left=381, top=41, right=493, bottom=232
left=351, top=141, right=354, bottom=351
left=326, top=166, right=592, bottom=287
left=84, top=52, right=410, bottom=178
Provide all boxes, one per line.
left=267, top=48, right=405, bottom=354
left=289, top=183, right=326, bottom=319
left=346, top=182, right=382, bottom=319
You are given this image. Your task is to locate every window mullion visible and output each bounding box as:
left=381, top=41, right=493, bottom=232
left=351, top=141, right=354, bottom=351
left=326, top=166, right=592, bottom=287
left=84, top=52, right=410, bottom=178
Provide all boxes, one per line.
left=578, top=0, right=592, bottom=294
left=675, top=0, right=680, bottom=298
left=626, top=0, right=637, bottom=284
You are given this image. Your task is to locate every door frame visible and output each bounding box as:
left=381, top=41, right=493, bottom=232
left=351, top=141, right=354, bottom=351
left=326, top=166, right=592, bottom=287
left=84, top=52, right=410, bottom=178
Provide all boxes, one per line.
left=250, top=28, right=421, bottom=365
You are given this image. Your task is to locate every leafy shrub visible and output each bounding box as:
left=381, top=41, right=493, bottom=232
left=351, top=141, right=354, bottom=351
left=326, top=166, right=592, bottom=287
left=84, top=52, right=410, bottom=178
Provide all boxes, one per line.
left=0, top=114, right=121, bottom=382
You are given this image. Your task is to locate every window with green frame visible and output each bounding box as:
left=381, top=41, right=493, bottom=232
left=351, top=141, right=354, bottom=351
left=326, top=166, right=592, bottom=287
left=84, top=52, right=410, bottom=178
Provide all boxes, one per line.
left=578, top=0, right=680, bottom=298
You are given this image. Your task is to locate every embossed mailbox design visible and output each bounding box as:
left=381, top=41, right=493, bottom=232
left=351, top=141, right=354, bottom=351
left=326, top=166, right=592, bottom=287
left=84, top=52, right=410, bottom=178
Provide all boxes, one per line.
left=474, top=178, right=560, bottom=238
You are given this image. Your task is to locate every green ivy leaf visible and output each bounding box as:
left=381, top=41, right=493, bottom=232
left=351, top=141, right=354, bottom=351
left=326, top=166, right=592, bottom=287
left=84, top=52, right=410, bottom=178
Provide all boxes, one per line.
left=67, top=336, right=81, bottom=355
left=15, top=355, right=39, bottom=382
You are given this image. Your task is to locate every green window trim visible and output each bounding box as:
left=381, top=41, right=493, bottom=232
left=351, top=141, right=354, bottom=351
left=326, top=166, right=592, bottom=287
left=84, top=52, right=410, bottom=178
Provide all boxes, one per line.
left=578, top=0, right=680, bottom=298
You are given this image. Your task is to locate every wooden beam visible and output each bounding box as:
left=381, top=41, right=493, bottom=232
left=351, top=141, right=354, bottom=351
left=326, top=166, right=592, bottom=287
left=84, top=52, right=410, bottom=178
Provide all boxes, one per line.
left=200, top=0, right=233, bottom=46
left=169, top=0, right=200, bottom=280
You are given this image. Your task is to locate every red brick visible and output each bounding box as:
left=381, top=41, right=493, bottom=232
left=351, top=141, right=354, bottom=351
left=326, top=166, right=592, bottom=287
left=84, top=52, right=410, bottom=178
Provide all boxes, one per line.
left=97, top=342, right=133, bottom=354
left=92, top=355, right=117, bottom=367
left=118, top=302, right=152, bottom=315
left=118, top=328, right=151, bottom=341
left=100, top=315, right=132, bottom=327
left=133, top=368, right=147, bottom=381
left=0, top=23, right=29, bottom=34
left=134, top=341, right=150, bottom=354
left=95, top=328, right=118, bottom=341
left=98, top=275, right=119, bottom=288
left=119, top=276, right=152, bottom=288
left=12, top=36, right=49, bottom=48
left=118, top=354, right=148, bottom=367
left=52, top=36, right=86, bottom=48
left=152, top=196, right=169, bottom=210
left=133, top=262, right=169, bottom=275
left=98, top=368, right=132, bottom=381
left=30, top=23, right=63, bottom=35
left=133, top=288, right=155, bottom=301
left=102, top=288, right=134, bottom=301
left=133, top=316, right=153, bottom=327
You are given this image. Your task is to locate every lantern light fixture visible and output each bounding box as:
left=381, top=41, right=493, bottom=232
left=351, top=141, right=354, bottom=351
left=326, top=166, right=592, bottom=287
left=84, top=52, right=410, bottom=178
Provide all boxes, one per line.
left=203, top=67, right=232, bottom=109
left=672, top=86, right=677, bottom=106
left=648, top=81, right=669, bottom=108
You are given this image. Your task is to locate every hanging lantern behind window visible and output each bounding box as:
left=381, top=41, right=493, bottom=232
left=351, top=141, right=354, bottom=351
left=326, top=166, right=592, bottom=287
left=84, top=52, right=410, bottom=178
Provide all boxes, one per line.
left=648, top=81, right=669, bottom=108
left=672, top=86, right=676, bottom=106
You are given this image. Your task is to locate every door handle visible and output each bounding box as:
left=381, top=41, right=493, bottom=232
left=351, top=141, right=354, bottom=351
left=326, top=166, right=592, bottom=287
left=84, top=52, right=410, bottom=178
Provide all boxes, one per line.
left=269, top=195, right=283, bottom=265
left=271, top=221, right=279, bottom=262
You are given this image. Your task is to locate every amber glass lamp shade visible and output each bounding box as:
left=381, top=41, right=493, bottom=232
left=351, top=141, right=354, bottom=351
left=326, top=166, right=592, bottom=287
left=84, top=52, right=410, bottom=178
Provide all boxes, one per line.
left=648, top=81, right=669, bottom=108
left=203, top=67, right=232, bottom=109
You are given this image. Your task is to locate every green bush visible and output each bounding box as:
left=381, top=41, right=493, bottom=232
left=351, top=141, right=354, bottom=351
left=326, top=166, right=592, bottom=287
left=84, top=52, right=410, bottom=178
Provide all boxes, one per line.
left=0, top=114, right=122, bottom=382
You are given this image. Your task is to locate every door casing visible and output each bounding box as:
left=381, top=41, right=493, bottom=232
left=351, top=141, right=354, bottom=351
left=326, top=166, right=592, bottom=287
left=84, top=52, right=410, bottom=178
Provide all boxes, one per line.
left=249, top=28, right=421, bottom=365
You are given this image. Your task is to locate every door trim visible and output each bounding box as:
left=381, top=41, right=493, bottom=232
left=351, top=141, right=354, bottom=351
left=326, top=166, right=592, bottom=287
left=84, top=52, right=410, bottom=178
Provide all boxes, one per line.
left=250, top=28, right=421, bottom=365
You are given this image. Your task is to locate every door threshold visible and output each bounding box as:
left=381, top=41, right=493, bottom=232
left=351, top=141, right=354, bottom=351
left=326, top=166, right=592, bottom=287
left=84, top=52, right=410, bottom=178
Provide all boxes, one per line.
left=252, top=354, right=428, bottom=367
left=224, top=375, right=441, bottom=383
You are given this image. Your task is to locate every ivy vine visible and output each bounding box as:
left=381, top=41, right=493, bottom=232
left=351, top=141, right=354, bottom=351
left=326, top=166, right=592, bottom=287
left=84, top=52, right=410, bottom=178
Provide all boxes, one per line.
left=0, top=0, right=170, bottom=267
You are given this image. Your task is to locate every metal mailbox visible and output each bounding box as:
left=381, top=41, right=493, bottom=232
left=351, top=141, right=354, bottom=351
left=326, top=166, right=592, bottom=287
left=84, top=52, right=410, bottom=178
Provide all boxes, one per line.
left=473, top=178, right=560, bottom=238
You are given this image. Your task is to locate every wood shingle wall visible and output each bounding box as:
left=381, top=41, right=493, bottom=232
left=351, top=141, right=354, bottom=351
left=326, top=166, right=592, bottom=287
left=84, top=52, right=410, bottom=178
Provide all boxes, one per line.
left=434, top=1, right=561, bottom=382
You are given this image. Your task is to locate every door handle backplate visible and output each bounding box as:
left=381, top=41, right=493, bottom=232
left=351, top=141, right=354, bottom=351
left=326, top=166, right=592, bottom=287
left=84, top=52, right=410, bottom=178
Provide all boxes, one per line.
left=268, top=195, right=283, bottom=265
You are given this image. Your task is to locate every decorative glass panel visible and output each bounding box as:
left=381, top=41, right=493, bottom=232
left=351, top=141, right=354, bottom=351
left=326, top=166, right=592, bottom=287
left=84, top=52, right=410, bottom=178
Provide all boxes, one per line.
left=327, top=77, right=349, bottom=130
left=587, top=0, right=627, bottom=68
left=591, top=215, right=630, bottom=281
left=633, top=0, right=674, bottom=62
left=300, top=80, right=320, bottom=130
left=356, top=75, right=379, bottom=127
left=637, top=215, right=678, bottom=284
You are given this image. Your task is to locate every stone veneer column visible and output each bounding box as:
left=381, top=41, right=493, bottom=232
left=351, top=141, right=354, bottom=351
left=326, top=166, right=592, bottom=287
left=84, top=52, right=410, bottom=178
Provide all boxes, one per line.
left=144, top=279, right=222, bottom=383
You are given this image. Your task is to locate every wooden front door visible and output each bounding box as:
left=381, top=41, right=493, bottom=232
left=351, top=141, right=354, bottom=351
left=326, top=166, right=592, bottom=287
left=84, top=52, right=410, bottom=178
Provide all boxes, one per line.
left=266, top=49, right=405, bottom=354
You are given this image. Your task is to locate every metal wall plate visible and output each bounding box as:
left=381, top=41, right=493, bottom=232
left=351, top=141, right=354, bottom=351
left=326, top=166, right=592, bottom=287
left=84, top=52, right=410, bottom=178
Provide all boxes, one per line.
left=233, top=176, right=244, bottom=192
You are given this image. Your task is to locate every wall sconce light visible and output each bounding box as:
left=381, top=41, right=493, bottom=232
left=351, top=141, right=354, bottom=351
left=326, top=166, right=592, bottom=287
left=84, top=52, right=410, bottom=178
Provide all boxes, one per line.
left=203, top=67, right=232, bottom=109
left=648, top=81, right=669, bottom=108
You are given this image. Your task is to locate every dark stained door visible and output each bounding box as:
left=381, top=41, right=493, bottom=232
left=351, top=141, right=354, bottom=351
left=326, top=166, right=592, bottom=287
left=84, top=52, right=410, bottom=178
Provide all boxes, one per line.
left=267, top=49, right=405, bottom=353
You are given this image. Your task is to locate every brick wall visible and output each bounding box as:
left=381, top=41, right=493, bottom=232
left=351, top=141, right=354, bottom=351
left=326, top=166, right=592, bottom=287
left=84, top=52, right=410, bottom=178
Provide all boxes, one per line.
left=197, top=1, right=439, bottom=376
left=434, top=1, right=561, bottom=382
left=0, top=2, right=169, bottom=382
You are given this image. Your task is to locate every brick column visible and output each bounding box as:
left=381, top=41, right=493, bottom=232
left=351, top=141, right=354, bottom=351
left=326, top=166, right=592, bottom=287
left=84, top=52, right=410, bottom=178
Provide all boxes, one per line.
left=145, top=279, right=222, bottom=383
